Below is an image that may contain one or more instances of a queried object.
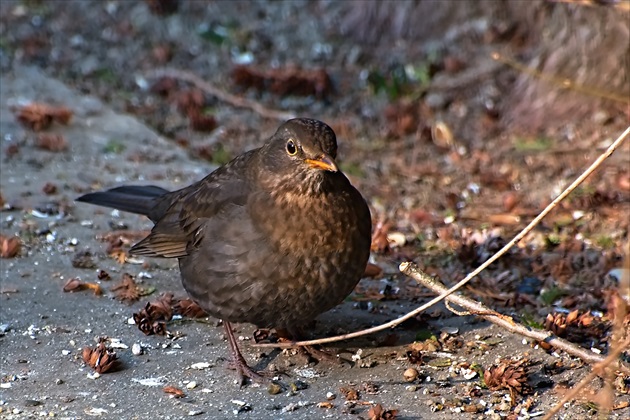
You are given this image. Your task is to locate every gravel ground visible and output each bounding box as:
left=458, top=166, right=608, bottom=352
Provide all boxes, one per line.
left=1, top=1, right=629, bottom=419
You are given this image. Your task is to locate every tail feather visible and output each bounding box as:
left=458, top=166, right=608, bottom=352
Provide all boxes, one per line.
left=77, top=185, right=170, bottom=219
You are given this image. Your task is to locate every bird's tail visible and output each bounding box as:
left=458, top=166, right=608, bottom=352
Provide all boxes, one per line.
left=77, top=185, right=170, bottom=219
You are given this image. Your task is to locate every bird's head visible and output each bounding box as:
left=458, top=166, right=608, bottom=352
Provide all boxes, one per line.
left=260, top=118, right=341, bottom=192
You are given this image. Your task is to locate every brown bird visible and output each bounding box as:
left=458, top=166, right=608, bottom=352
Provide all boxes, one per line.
left=77, top=118, right=372, bottom=383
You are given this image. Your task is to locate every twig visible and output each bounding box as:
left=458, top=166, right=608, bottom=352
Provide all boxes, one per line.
left=252, top=125, right=630, bottom=349
left=146, top=68, right=296, bottom=121
left=542, top=336, right=630, bottom=420
left=401, top=263, right=610, bottom=365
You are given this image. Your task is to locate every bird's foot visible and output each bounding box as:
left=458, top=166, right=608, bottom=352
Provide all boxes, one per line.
left=224, top=321, right=281, bottom=386
left=226, top=355, right=273, bottom=386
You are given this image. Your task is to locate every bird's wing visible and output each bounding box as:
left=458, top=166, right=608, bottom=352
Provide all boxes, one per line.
left=130, top=151, right=255, bottom=258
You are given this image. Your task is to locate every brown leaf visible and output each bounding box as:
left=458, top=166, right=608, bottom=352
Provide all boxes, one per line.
left=483, top=359, right=531, bottom=400
left=110, top=249, right=128, bottom=264
left=173, top=298, right=207, bottom=318
left=148, top=293, right=175, bottom=320
left=175, top=89, right=205, bottom=114
left=163, top=385, right=185, bottom=397
left=367, top=403, right=399, bottom=420
left=111, top=273, right=142, bottom=303
left=63, top=278, right=103, bottom=295
left=42, top=182, right=58, bottom=195
left=0, top=235, right=21, bottom=258
left=231, top=64, right=333, bottom=99
left=339, top=386, right=359, bottom=401
left=363, top=263, right=383, bottom=278
left=188, top=109, right=217, bottom=132
left=15, top=103, right=72, bottom=131
left=97, top=270, right=111, bottom=281
left=132, top=293, right=174, bottom=336
left=371, top=220, right=391, bottom=253
left=100, top=230, right=150, bottom=248
left=35, top=133, right=68, bottom=152
left=82, top=339, right=118, bottom=373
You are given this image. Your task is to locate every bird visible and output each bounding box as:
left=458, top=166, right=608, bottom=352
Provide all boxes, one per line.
left=77, top=118, right=372, bottom=384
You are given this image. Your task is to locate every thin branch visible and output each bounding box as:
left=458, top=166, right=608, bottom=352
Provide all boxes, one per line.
left=542, top=336, right=630, bottom=420
left=146, top=68, right=297, bottom=121
left=401, top=263, right=611, bottom=365
left=252, top=125, right=630, bottom=349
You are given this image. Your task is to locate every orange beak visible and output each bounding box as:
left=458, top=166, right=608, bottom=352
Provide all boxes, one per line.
left=305, top=155, right=338, bottom=172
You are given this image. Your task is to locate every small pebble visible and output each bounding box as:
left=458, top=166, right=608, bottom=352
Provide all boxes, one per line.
left=132, top=343, right=143, bottom=355
left=61, top=350, right=71, bottom=356
left=190, top=362, right=212, bottom=370
left=326, top=392, right=335, bottom=400
left=55, top=379, right=63, bottom=385
left=186, top=381, right=197, bottom=390
left=403, top=367, right=419, bottom=382
left=268, top=383, right=282, bottom=395
left=187, top=410, right=204, bottom=416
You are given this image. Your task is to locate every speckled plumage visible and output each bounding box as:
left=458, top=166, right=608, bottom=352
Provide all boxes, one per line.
left=77, top=118, right=371, bottom=381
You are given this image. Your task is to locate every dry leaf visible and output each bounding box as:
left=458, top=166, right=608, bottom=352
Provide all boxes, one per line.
left=188, top=109, right=217, bottom=132
left=42, top=182, right=58, bottom=195
left=371, top=220, right=391, bottom=253
left=163, top=385, right=185, bottom=397
left=0, top=235, right=21, bottom=258
left=35, top=133, right=68, bottom=152
left=363, top=263, right=383, bottom=278
left=97, top=270, right=111, bottom=281
left=16, top=103, right=72, bottom=131
left=173, top=298, right=207, bottom=318
left=367, top=403, right=399, bottom=420
left=483, top=359, right=531, bottom=401
left=82, top=339, right=118, bottom=373
left=111, top=273, right=142, bottom=303
left=132, top=293, right=174, bottom=336
left=62, top=278, right=103, bottom=296
left=232, top=64, right=333, bottom=99
left=339, top=386, right=359, bottom=401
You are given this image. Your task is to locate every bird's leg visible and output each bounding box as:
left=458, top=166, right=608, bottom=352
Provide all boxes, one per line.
left=224, top=321, right=268, bottom=385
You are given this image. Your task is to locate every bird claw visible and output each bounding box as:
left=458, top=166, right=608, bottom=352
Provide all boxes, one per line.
left=226, top=358, right=272, bottom=386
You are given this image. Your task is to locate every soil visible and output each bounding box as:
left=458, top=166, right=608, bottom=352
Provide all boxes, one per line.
left=1, top=1, right=629, bottom=419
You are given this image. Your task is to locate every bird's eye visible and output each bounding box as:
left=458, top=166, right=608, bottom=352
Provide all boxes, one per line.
left=286, top=139, right=297, bottom=156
